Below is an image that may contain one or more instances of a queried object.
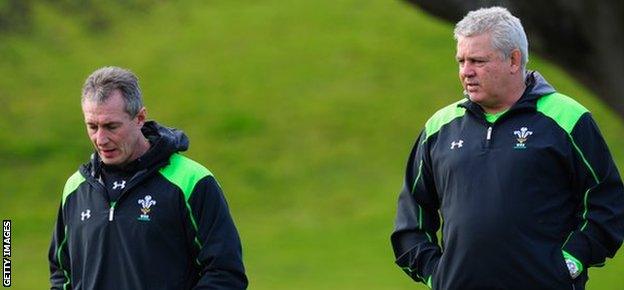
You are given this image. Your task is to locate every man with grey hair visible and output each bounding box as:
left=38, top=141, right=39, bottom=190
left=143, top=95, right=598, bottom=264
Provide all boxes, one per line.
left=49, top=66, right=248, bottom=289
left=391, top=7, right=624, bottom=289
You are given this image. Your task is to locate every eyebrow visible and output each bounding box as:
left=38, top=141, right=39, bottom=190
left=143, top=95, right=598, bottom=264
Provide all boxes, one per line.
left=456, top=56, right=489, bottom=61
left=85, top=121, right=122, bottom=127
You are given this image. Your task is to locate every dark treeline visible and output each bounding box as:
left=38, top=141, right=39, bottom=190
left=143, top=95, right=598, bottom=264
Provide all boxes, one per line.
left=0, top=0, right=158, bottom=34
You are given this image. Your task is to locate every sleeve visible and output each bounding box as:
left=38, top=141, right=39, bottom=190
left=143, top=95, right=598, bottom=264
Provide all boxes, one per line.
left=186, top=176, right=248, bottom=290
left=49, top=202, right=72, bottom=290
left=390, top=130, right=442, bottom=285
left=563, top=113, right=624, bottom=269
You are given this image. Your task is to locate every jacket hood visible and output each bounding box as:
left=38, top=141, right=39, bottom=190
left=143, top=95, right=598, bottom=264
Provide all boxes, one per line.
left=518, top=71, right=556, bottom=104
left=141, top=121, right=189, bottom=154
left=82, top=121, right=189, bottom=178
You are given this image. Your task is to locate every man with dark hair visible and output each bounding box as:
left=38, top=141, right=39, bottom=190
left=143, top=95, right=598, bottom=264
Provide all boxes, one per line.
left=391, top=7, right=624, bottom=290
left=49, top=66, right=248, bottom=289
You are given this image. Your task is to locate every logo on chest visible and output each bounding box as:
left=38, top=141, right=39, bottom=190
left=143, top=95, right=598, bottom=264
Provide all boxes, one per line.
left=450, top=140, right=464, bottom=150
left=513, top=127, right=533, bottom=149
left=112, top=180, right=126, bottom=190
left=137, top=195, right=157, bottom=221
left=80, top=209, right=91, bottom=221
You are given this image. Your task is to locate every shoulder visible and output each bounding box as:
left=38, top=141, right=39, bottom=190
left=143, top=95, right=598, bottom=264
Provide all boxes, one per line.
left=62, top=170, right=86, bottom=206
left=424, top=99, right=466, bottom=140
left=536, top=92, right=589, bottom=134
left=159, top=153, right=214, bottom=199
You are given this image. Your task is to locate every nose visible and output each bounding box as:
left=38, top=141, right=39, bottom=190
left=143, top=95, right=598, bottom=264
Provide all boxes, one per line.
left=460, top=63, right=476, bottom=79
left=94, top=129, right=109, bottom=146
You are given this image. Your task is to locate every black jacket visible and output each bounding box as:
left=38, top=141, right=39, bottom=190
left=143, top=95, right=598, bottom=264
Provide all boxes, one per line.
left=49, top=121, right=248, bottom=290
left=391, top=72, right=624, bottom=290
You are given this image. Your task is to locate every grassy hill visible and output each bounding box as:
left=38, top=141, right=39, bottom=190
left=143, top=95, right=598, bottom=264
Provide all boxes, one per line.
left=1, top=0, right=623, bottom=289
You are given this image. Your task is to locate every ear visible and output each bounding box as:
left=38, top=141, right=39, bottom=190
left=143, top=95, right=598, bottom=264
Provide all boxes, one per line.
left=135, top=107, right=147, bottom=126
left=510, top=49, right=522, bottom=74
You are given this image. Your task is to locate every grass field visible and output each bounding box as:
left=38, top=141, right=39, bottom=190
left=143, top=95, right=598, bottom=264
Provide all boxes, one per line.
left=0, top=1, right=623, bottom=289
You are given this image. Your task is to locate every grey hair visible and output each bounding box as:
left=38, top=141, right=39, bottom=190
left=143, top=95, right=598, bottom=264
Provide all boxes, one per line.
left=81, top=66, right=143, bottom=117
left=454, top=6, right=529, bottom=70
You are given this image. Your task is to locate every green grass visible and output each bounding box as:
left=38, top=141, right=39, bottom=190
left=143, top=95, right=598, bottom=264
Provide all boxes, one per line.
left=1, top=0, right=623, bottom=289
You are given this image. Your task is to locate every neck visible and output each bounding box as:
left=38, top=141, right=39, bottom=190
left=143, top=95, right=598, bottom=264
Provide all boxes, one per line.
left=121, top=137, right=151, bottom=167
left=134, top=137, right=151, bottom=160
left=481, top=78, right=527, bottom=114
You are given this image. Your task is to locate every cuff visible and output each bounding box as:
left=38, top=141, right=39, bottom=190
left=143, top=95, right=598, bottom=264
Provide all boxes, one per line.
left=563, top=250, right=584, bottom=273
left=562, top=231, right=591, bottom=266
left=426, top=275, right=432, bottom=288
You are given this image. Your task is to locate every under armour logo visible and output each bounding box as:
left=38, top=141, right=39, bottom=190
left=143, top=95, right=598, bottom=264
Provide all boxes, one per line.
left=450, top=140, right=464, bottom=149
left=112, top=180, right=126, bottom=190
left=81, top=209, right=91, bottom=221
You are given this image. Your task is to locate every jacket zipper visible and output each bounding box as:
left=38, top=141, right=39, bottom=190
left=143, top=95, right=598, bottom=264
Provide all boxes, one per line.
left=485, top=126, right=493, bottom=147
left=109, top=201, right=117, bottom=221
left=84, top=174, right=116, bottom=221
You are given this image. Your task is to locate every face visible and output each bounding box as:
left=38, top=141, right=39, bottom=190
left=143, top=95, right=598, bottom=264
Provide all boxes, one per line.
left=82, top=90, right=147, bottom=166
left=456, top=33, right=520, bottom=110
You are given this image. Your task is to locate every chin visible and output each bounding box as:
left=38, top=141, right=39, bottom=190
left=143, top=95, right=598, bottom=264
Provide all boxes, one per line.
left=467, top=94, right=480, bottom=102
left=101, top=156, right=122, bottom=165
left=468, top=93, right=487, bottom=103
left=101, top=160, right=118, bottom=166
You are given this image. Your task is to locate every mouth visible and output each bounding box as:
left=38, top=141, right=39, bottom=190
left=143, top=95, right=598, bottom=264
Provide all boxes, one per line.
left=465, top=83, right=479, bottom=92
left=99, top=148, right=117, bottom=158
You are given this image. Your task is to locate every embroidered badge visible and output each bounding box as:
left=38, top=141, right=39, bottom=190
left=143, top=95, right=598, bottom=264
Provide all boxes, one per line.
left=513, top=127, right=532, bottom=149
left=137, top=195, right=157, bottom=221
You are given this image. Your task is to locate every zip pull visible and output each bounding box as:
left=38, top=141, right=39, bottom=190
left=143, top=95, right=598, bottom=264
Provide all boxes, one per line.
left=486, top=126, right=493, bottom=140
left=109, top=202, right=117, bottom=221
